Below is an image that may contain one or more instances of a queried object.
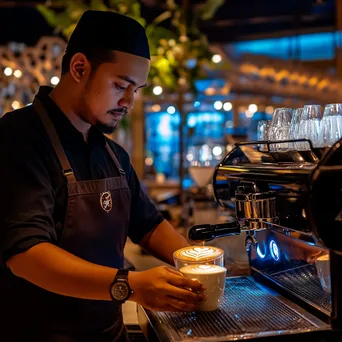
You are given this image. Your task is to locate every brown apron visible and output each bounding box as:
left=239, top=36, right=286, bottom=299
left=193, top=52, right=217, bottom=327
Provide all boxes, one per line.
left=1, top=98, right=132, bottom=341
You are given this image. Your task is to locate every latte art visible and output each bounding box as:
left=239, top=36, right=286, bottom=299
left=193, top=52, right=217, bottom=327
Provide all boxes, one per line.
left=176, top=246, right=223, bottom=262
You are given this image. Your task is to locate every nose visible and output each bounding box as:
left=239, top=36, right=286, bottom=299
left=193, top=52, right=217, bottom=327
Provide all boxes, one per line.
left=118, top=88, right=135, bottom=110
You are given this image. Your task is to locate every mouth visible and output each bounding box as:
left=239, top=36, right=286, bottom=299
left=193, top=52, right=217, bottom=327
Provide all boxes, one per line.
left=108, top=111, right=125, bottom=120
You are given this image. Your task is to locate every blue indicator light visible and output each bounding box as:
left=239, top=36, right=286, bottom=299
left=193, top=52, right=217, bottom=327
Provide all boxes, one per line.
left=269, top=240, right=280, bottom=261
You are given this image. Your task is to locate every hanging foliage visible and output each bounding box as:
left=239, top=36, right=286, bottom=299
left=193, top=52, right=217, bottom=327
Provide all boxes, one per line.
left=37, top=0, right=227, bottom=95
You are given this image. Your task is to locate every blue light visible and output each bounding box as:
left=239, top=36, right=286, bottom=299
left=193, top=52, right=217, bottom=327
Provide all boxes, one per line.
left=194, top=101, right=201, bottom=108
left=269, top=240, right=280, bottom=261
left=230, top=31, right=341, bottom=61
left=256, top=244, right=266, bottom=259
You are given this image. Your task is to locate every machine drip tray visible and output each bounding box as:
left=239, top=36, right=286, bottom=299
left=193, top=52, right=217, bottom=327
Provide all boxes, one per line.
left=269, top=264, right=331, bottom=315
left=138, top=277, right=329, bottom=341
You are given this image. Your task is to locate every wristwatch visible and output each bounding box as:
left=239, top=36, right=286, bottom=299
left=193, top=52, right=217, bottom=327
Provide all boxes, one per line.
left=109, top=269, right=133, bottom=304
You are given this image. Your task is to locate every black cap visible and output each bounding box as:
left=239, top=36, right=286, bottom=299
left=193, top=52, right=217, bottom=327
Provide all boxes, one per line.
left=65, top=10, right=150, bottom=60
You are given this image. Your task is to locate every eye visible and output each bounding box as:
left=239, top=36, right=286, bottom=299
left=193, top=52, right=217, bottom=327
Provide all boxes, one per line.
left=114, top=83, right=126, bottom=91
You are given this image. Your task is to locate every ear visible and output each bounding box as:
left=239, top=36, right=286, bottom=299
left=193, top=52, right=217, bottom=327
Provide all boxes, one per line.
left=69, top=53, right=90, bottom=83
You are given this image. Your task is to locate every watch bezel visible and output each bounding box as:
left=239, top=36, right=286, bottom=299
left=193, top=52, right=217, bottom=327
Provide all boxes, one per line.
left=109, top=269, right=133, bottom=303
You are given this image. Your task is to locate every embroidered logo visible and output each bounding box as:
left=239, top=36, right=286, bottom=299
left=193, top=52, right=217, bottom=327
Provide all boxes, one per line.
left=100, top=191, right=112, bottom=213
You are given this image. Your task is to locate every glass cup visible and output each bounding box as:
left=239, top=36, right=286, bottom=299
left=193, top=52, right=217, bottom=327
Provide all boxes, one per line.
left=297, top=105, right=323, bottom=149
left=180, top=264, right=227, bottom=311
left=320, top=104, right=342, bottom=147
left=268, top=108, right=292, bottom=151
left=290, top=108, right=303, bottom=150
left=173, top=246, right=224, bottom=270
left=315, top=254, right=331, bottom=294
left=257, top=120, right=271, bottom=151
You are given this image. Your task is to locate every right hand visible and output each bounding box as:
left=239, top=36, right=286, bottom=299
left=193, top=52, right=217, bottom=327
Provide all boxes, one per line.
left=128, top=266, right=206, bottom=312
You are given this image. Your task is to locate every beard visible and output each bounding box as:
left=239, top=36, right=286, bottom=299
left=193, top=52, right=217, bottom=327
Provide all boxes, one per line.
left=95, top=120, right=118, bottom=134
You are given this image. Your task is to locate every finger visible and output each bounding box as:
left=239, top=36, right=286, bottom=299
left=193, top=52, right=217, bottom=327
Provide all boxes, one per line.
left=163, top=283, right=206, bottom=302
left=165, top=267, right=183, bottom=277
left=167, top=273, right=205, bottom=291
left=167, top=296, right=199, bottom=312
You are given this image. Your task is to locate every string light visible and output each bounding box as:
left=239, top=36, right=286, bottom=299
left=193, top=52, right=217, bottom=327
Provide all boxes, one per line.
left=50, top=76, right=60, bottom=85
left=223, top=102, right=232, bottom=111
left=13, top=70, right=22, bottom=78
left=248, top=104, right=258, bottom=113
left=153, top=86, right=163, bottom=95
left=4, top=67, right=12, bottom=76
left=213, top=101, right=223, bottom=110
left=212, top=54, right=222, bottom=64
left=167, top=106, right=176, bottom=114
left=11, top=101, right=20, bottom=109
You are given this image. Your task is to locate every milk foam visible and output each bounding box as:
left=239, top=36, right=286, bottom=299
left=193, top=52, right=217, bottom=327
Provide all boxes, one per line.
left=180, top=264, right=226, bottom=275
left=317, top=254, right=329, bottom=261
left=175, top=246, right=223, bottom=261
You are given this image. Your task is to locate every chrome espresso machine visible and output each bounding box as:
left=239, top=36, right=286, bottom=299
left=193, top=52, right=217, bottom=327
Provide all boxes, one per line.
left=138, top=138, right=342, bottom=341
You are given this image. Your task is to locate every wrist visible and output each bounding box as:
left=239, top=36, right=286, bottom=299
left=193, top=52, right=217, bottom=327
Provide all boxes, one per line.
left=127, top=271, right=140, bottom=302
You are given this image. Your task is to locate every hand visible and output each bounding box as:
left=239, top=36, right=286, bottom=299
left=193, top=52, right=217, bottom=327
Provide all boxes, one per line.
left=128, top=266, right=206, bottom=312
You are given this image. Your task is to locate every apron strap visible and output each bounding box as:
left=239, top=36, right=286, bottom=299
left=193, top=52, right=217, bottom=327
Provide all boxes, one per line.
left=105, top=143, right=126, bottom=177
left=33, top=98, right=77, bottom=183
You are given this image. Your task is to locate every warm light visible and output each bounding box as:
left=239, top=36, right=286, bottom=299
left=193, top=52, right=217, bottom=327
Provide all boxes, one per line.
left=213, top=101, right=223, bottom=110
left=145, top=157, right=153, bottom=166
left=11, top=100, right=20, bottom=109
left=13, top=70, right=22, bottom=78
left=4, top=67, right=12, bottom=76
left=248, top=104, right=258, bottom=113
left=50, top=76, right=60, bottom=85
left=153, top=86, right=163, bottom=95
left=265, top=106, right=274, bottom=114
left=223, top=102, right=232, bottom=111
left=151, top=104, right=161, bottom=112
left=205, top=87, right=215, bottom=95
left=167, top=106, right=176, bottom=114
left=213, top=146, right=223, bottom=156
left=212, top=54, right=222, bottom=64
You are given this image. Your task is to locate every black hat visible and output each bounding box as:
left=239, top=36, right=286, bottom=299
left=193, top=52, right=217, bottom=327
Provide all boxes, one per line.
left=65, top=10, right=150, bottom=60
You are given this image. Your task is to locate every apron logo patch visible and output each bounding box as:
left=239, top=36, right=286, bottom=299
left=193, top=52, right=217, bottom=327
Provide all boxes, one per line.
left=100, top=191, right=112, bottom=213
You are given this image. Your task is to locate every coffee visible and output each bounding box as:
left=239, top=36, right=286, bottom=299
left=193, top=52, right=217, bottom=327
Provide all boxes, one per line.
left=173, top=246, right=224, bottom=269
left=315, top=254, right=331, bottom=294
left=180, top=264, right=227, bottom=311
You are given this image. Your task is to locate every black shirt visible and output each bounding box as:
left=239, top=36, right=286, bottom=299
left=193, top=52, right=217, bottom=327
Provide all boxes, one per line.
left=0, top=86, right=163, bottom=267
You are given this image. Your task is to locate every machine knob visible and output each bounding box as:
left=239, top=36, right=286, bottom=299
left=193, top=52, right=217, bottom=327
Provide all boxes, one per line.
left=245, top=233, right=258, bottom=252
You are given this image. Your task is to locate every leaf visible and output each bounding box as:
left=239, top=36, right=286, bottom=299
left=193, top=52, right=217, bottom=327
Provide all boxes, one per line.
left=90, top=0, right=108, bottom=11
left=37, top=5, right=59, bottom=27
left=131, top=3, right=141, bottom=18
left=198, top=0, right=225, bottom=21
left=152, top=11, right=172, bottom=25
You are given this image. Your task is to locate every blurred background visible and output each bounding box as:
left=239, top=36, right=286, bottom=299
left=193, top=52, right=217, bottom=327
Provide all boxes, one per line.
left=0, top=0, right=341, bottom=259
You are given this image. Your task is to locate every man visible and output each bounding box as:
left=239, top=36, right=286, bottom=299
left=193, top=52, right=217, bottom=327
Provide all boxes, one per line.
left=0, top=10, right=205, bottom=342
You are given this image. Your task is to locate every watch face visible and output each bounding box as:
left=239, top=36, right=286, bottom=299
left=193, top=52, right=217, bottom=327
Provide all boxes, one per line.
left=111, top=282, right=130, bottom=301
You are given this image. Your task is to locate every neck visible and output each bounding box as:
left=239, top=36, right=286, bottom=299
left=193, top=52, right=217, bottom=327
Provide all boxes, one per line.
left=49, top=80, right=91, bottom=140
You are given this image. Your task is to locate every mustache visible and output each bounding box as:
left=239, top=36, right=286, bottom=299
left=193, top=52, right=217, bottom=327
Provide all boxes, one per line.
left=107, top=108, right=128, bottom=116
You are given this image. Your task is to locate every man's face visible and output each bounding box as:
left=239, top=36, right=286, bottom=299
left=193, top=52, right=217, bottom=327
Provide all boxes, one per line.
left=79, top=50, right=149, bottom=134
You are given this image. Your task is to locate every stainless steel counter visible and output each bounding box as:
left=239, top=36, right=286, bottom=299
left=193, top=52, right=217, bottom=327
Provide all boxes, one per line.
left=138, top=276, right=330, bottom=341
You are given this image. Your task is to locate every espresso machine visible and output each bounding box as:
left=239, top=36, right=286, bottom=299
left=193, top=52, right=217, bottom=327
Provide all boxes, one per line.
left=138, top=138, right=342, bottom=341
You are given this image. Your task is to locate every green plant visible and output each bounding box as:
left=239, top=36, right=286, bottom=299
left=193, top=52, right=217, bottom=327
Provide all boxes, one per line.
left=37, top=0, right=226, bottom=94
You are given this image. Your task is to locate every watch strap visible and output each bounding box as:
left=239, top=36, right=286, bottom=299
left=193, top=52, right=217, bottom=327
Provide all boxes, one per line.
left=115, top=268, right=129, bottom=281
